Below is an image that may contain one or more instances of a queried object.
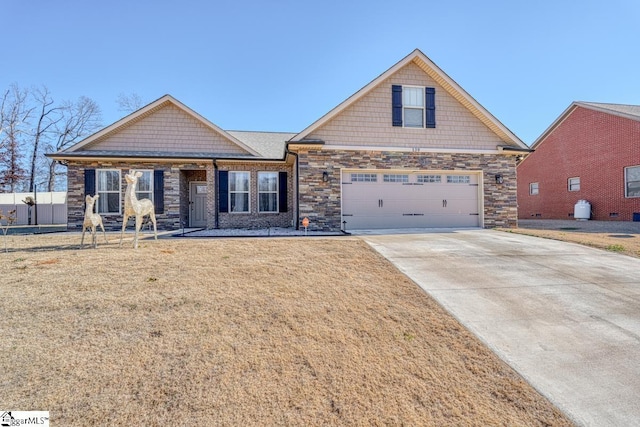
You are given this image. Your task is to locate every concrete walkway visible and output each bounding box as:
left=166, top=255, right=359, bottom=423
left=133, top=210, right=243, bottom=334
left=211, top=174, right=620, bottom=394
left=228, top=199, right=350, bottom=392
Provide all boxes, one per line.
left=360, top=229, right=640, bottom=427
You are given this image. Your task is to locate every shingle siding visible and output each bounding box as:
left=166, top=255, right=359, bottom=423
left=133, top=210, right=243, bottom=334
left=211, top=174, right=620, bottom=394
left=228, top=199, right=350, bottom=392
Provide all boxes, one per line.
left=308, top=63, right=501, bottom=150
left=82, top=104, right=249, bottom=155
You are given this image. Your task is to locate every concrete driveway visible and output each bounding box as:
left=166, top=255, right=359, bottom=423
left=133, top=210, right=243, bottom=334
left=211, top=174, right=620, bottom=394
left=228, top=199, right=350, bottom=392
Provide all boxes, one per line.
left=359, top=229, right=640, bottom=427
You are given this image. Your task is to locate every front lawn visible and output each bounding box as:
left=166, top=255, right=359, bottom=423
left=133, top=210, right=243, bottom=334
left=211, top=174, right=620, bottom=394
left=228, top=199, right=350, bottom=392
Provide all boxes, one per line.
left=1, top=234, right=573, bottom=426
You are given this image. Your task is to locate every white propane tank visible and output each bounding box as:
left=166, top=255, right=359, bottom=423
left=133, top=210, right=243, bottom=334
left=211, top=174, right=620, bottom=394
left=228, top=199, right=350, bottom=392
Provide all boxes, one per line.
left=574, top=200, right=591, bottom=220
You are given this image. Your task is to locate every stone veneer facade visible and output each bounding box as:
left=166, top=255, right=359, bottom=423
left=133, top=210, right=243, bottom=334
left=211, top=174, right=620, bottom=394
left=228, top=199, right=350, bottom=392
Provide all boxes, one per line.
left=295, top=149, right=518, bottom=231
left=66, top=160, right=294, bottom=231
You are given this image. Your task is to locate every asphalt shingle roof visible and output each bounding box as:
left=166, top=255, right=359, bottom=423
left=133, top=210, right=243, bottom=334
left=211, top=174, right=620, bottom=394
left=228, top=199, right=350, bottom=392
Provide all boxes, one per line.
left=227, top=130, right=296, bottom=159
left=578, top=102, right=640, bottom=120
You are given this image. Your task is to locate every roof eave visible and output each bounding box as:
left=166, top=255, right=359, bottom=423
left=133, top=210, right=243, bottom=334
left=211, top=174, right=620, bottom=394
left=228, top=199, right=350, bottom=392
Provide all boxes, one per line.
left=64, top=94, right=262, bottom=157
left=291, top=49, right=528, bottom=150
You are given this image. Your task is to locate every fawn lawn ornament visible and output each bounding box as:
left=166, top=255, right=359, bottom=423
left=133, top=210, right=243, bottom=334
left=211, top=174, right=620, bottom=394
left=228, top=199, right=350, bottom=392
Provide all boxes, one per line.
left=81, top=195, right=108, bottom=248
left=120, top=170, right=157, bottom=249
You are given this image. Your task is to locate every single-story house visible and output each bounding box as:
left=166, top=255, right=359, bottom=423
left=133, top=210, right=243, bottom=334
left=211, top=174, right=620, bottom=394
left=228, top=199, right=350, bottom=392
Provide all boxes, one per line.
left=517, top=102, right=640, bottom=221
left=48, top=49, right=529, bottom=232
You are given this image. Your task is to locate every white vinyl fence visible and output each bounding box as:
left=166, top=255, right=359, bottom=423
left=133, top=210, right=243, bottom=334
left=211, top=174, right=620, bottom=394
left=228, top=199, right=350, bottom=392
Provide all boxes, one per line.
left=0, top=192, right=67, bottom=225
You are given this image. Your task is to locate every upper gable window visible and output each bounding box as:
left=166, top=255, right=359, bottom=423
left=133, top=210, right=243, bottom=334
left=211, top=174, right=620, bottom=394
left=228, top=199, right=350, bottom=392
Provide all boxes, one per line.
left=403, top=87, right=425, bottom=128
left=392, top=85, right=435, bottom=128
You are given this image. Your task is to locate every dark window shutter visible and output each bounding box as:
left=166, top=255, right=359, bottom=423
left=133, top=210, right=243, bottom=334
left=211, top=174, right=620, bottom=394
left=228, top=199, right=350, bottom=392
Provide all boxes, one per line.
left=84, top=169, right=95, bottom=196
left=392, top=85, right=403, bottom=126
left=278, top=171, right=288, bottom=213
left=153, top=170, right=164, bottom=213
left=426, top=87, right=436, bottom=128
left=218, top=170, right=229, bottom=213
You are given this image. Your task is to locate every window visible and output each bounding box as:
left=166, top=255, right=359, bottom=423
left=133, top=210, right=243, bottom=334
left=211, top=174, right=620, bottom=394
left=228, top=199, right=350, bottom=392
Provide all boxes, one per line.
left=403, top=87, right=425, bottom=128
left=446, top=175, right=471, bottom=184
left=258, top=172, right=278, bottom=213
left=530, top=182, right=539, bottom=195
left=383, top=174, right=409, bottom=183
left=625, top=166, right=640, bottom=198
left=96, top=169, right=121, bottom=214
left=392, top=85, right=436, bottom=128
left=135, top=170, right=154, bottom=201
left=417, top=175, right=442, bottom=183
left=351, top=173, right=377, bottom=182
left=568, top=177, right=580, bottom=192
left=229, top=171, right=250, bottom=213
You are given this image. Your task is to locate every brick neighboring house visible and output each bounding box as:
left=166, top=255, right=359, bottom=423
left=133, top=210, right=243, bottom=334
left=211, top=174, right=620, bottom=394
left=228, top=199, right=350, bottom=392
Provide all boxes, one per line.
left=48, top=49, right=528, bottom=232
left=517, top=102, right=640, bottom=221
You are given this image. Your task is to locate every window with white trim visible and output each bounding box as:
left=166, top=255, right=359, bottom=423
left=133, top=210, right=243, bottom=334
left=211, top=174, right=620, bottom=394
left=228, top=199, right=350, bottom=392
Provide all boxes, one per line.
left=258, top=172, right=278, bottom=213
left=351, top=173, right=377, bottom=182
left=568, top=177, right=580, bottom=192
left=383, top=174, right=409, bottom=183
left=135, top=170, right=154, bottom=201
left=229, top=171, right=250, bottom=213
left=96, top=169, right=121, bottom=214
left=530, top=182, right=539, bottom=195
left=402, top=86, right=425, bottom=128
left=625, top=166, right=640, bottom=198
left=417, top=175, right=442, bottom=183
left=446, top=175, right=471, bottom=184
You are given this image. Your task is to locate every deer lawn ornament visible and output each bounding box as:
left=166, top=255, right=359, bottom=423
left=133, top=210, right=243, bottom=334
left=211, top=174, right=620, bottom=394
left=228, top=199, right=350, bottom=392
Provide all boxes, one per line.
left=81, top=194, right=108, bottom=248
left=120, top=170, right=157, bottom=249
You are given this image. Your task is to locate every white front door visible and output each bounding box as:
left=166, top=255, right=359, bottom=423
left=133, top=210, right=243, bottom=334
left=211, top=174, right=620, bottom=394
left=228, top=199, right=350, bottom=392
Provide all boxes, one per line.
left=341, top=170, right=481, bottom=230
left=189, top=182, right=207, bottom=227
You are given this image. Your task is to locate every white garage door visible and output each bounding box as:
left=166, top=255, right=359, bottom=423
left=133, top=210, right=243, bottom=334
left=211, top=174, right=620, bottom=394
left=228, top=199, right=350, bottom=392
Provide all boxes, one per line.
left=341, top=170, right=480, bottom=230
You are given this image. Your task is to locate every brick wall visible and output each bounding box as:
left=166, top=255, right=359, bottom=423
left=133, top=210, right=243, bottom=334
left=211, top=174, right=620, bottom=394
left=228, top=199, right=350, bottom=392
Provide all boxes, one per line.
left=518, top=106, right=640, bottom=221
left=67, top=160, right=294, bottom=231
left=67, top=160, right=211, bottom=231
left=297, top=149, right=517, bottom=231
left=216, top=163, right=295, bottom=229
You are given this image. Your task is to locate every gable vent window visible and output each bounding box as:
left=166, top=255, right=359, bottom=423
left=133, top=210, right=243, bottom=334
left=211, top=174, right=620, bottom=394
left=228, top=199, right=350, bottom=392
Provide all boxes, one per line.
left=392, top=85, right=436, bottom=128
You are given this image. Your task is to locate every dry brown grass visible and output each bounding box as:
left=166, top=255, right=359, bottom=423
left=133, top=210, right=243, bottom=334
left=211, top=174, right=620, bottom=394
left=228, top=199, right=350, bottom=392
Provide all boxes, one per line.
left=502, top=228, right=640, bottom=258
left=1, top=233, right=574, bottom=426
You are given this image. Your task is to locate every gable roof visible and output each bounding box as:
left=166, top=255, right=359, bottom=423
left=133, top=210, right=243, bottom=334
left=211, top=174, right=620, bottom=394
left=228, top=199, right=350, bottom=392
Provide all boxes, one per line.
left=59, top=94, right=262, bottom=157
left=290, top=49, right=527, bottom=150
left=530, top=101, right=640, bottom=149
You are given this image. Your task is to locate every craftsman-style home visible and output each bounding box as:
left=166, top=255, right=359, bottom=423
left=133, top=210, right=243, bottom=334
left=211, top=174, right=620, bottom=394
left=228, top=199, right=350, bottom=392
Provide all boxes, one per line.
left=48, top=49, right=528, bottom=232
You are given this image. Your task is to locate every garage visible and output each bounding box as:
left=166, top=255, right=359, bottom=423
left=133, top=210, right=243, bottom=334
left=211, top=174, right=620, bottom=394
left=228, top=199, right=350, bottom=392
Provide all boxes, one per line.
left=341, top=170, right=481, bottom=230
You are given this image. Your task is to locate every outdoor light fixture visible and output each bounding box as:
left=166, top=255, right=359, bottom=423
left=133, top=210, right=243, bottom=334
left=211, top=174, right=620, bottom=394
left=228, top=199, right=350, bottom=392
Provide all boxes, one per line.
left=495, top=174, right=504, bottom=184
left=322, top=171, right=329, bottom=182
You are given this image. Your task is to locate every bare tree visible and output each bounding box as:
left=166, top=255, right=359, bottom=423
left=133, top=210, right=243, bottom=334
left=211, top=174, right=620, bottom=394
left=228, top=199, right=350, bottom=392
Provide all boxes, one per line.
left=116, top=92, right=144, bottom=113
left=29, top=86, right=62, bottom=192
left=0, top=84, right=102, bottom=192
left=0, top=85, right=32, bottom=192
left=45, top=96, right=101, bottom=190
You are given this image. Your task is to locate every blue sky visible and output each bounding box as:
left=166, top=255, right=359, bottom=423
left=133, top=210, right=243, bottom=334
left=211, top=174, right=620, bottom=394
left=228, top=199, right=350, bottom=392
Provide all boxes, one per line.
left=2, top=0, right=639, bottom=145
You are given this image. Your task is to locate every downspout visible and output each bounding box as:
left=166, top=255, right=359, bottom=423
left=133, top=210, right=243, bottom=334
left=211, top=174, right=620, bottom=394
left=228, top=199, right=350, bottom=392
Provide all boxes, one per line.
left=213, top=160, right=219, bottom=229
left=286, top=147, right=300, bottom=230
